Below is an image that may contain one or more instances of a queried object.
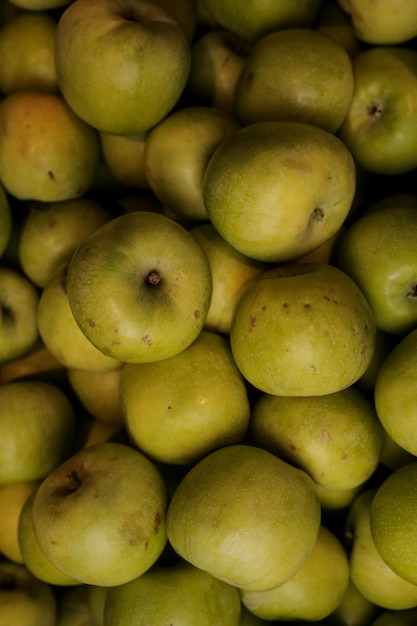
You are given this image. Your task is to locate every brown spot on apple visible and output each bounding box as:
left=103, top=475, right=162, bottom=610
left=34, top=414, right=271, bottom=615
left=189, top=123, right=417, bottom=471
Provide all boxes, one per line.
left=89, top=320, right=96, bottom=327
left=48, top=170, right=56, bottom=181
left=154, top=510, right=162, bottom=533
left=142, top=334, right=152, bottom=345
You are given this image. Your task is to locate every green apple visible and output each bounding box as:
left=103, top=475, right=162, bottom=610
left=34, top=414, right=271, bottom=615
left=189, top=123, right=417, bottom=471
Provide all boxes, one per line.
left=0, top=480, right=40, bottom=563
left=0, top=10, right=58, bottom=94
left=19, top=197, right=112, bottom=288
left=103, top=560, right=242, bottom=626
left=99, top=131, right=149, bottom=190
left=370, top=462, right=417, bottom=586
left=121, top=330, right=250, bottom=465
left=67, top=211, right=213, bottom=364
left=8, top=0, right=71, bottom=9
left=374, top=328, right=417, bottom=457
left=0, top=184, right=12, bottom=258
left=152, top=0, right=197, bottom=42
left=185, top=28, right=251, bottom=115
left=55, top=0, right=191, bottom=134
left=0, top=91, right=101, bottom=202
left=166, top=444, right=321, bottom=592
left=68, top=367, right=124, bottom=426
left=200, top=0, right=322, bottom=43
left=380, top=431, right=417, bottom=472
left=329, top=578, right=381, bottom=626
left=32, top=441, right=168, bottom=586
left=338, top=0, right=417, bottom=44
left=230, top=263, right=375, bottom=396
left=338, top=46, right=417, bottom=175
left=234, top=28, right=354, bottom=133
left=240, top=525, right=349, bottom=621
left=0, top=380, right=75, bottom=484
left=145, top=106, right=241, bottom=222
left=0, top=340, right=66, bottom=386
left=337, top=205, right=417, bottom=335
left=18, top=492, right=80, bottom=586
left=315, top=483, right=362, bottom=512
left=87, top=585, right=108, bottom=626
left=202, top=121, right=356, bottom=263
left=346, top=489, right=417, bottom=610
left=239, top=606, right=270, bottom=625
left=250, top=386, right=384, bottom=491
left=371, top=608, right=417, bottom=626
left=0, top=560, right=57, bottom=626
left=56, top=585, right=96, bottom=626
left=316, top=0, right=363, bottom=58
left=0, top=266, right=39, bottom=365
left=190, top=222, right=267, bottom=335
left=38, top=262, right=123, bottom=372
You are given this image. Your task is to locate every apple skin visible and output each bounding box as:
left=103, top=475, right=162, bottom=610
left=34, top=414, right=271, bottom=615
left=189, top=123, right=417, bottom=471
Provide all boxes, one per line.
left=0, top=91, right=101, bottom=202
left=67, top=367, right=124, bottom=426
left=31, top=441, right=168, bottom=587
left=0, top=184, right=12, bottom=258
left=0, top=560, right=57, bottom=626
left=0, top=479, right=41, bottom=563
left=0, top=266, right=40, bottom=365
left=230, top=263, right=375, bottom=396
left=0, top=380, right=75, bottom=485
left=55, top=0, right=191, bottom=134
left=338, top=46, right=417, bottom=175
left=121, top=330, right=250, bottom=465
left=316, top=1, right=363, bottom=59
left=234, top=28, right=354, bottom=134
left=103, top=561, right=242, bottom=626
left=337, top=205, right=417, bottom=335
left=67, top=211, right=213, bottom=364
left=371, top=608, right=417, bottom=626
left=99, top=131, right=150, bottom=190
left=338, top=0, right=417, bottom=45
left=166, top=444, right=321, bottom=592
left=202, top=121, right=356, bottom=263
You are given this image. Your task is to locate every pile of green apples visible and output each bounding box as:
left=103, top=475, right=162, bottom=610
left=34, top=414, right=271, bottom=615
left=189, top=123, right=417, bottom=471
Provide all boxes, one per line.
left=2, top=0, right=417, bottom=624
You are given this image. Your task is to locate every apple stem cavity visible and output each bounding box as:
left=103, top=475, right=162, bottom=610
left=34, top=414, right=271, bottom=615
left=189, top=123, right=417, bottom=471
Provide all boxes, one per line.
left=311, top=207, right=324, bottom=222
left=147, top=270, right=161, bottom=286
left=367, top=102, right=383, bottom=120
left=406, top=282, right=417, bottom=299
left=65, top=470, right=82, bottom=492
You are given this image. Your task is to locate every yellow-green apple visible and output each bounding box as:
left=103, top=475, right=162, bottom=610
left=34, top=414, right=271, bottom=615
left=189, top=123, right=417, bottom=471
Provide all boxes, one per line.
left=0, top=380, right=75, bottom=484
left=370, top=462, right=417, bottom=585
left=0, top=340, right=65, bottom=386
left=239, top=606, right=270, bottom=625
left=338, top=46, right=417, bottom=175
left=0, top=560, right=57, bottom=626
left=55, top=585, right=95, bottom=626
left=185, top=28, right=251, bottom=115
left=240, top=526, right=349, bottom=621
left=19, top=197, right=112, bottom=288
left=99, top=131, right=149, bottom=190
left=54, top=0, right=191, bottom=134
left=380, top=431, right=417, bottom=472
left=200, top=0, right=322, bottom=43
left=0, top=266, right=39, bottom=365
left=250, top=386, right=384, bottom=491
left=166, top=444, right=321, bottom=592
left=316, top=0, right=363, bottom=58
left=0, top=184, right=12, bottom=258
left=8, top=0, right=71, bottom=9
left=337, top=0, right=417, bottom=44
left=230, top=263, right=375, bottom=396
left=0, top=10, right=58, bottom=95
left=190, top=222, right=267, bottom=335
left=121, top=330, right=250, bottom=465
left=315, top=483, right=362, bottom=512
left=346, top=489, right=417, bottom=610
left=337, top=205, right=417, bottom=334
left=67, top=367, right=124, bottom=426
left=103, top=560, right=242, bottom=626
left=374, top=328, right=417, bottom=456
left=234, top=28, right=354, bottom=133
left=87, top=585, right=108, bottom=626
left=145, top=106, right=241, bottom=222
left=18, top=492, right=80, bottom=587
left=31, top=441, right=168, bottom=586
left=371, top=608, right=417, bottom=626
left=202, top=121, right=356, bottom=263
left=0, top=91, right=101, bottom=202
left=330, top=578, right=381, bottom=626
left=152, top=0, right=196, bottom=42
left=0, top=480, right=40, bottom=563
left=67, top=211, right=212, bottom=363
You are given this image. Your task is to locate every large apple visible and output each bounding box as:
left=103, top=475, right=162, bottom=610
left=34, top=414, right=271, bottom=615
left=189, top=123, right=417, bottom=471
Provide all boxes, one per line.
left=0, top=91, right=101, bottom=202
left=337, top=46, right=417, bottom=175
left=0, top=380, right=75, bottom=484
left=67, top=211, right=212, bottom=364
left=31, top=441, right=168, bottom=586
left=0, top=184, right=12, bottom=258
left=54, top=0, right=191, bottom=134
left=230, top=263, right=375, bottom=396
left=202, top=121, right=356, bottom=263
left=234, top=28, right=354, bottom=133
left=338, top=0, right=417, bottom=45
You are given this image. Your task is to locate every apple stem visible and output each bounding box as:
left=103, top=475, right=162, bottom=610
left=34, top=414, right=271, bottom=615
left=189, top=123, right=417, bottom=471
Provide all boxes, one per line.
left=407, top=283, right=417, bottom=299
left=147, top=271, right=161, bottom=286
left=66, top=470, right=82, bottom=492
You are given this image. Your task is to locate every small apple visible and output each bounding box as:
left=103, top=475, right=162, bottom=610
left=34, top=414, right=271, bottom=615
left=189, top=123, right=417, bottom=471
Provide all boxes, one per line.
left=370, top=608, right=417, bottom=626
left=55, top=585, right=96, bottom=626
left=0, top=479, right=40, bottom=563
left=338, top=46, right=417, bottom=175
left=145, top=106, right=241, bottom=222
left=67, top=211, right=212, bottom=364
left=67, top=367, right=124, bottom=426
left=337, top=0, right=417, bottom=45
left=32, top=441, right=168, bottom=586
left=0, top=380, right=75, bottom=484
left=0, top=10, right=58, bottom=95
left=316, top=1, right=363, bottom=58
left=0, top=91, right=101, bottom=202
left=230, top=263, right=375, bottom=396
left=166, top=444, right=321, bottom=592
left=55, top=0, right=191, bottom=134
left=202, top=121, right=356, bottom=263
left=234, top=28, right=354, bottom=134
left=99, top=131, right=150, bottom=190
left=0, top=184, right=12, bottom=258
left=7, top=0, right=71, bottom=9
left=0, top=265, right=40, bottom=365
left=325, top=578, right=381, bottom=626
